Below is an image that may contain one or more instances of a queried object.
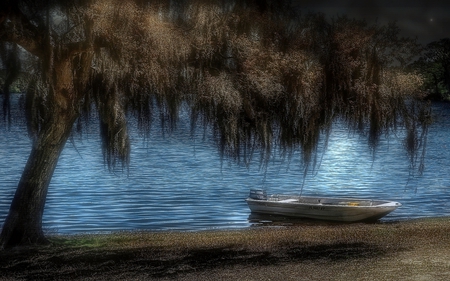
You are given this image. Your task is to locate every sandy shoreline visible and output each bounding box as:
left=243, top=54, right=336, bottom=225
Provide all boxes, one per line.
left=1, top=217, right=450, bottom=280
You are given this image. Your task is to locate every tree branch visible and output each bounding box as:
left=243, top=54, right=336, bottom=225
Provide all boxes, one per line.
left=0, top=4, right=45, bottom=58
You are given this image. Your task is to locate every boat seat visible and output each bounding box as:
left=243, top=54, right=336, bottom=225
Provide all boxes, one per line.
left=278, top=199, right=298, bottom=203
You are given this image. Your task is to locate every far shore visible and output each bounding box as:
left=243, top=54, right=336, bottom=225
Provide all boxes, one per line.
left=1, top=217, right=450, bottom=280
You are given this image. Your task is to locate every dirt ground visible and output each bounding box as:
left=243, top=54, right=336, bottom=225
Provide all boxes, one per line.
left=1, top=218, right=449, bottom=280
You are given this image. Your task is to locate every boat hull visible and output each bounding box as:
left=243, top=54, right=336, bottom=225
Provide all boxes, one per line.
left=246, top=193, right=401, bottom=222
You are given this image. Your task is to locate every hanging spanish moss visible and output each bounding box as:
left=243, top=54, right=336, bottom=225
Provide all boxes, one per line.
left=1, top=0, right=430, bottom=174
left=0, top=43, right=21, bottom=128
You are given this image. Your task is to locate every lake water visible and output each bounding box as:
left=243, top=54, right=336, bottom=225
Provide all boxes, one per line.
left=1, top=95, right=450, bottom=234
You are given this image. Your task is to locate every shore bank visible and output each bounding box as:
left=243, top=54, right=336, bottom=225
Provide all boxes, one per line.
left=1, top=217, right=449, bottom=280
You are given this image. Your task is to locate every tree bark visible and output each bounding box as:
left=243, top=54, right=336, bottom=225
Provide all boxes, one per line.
left=0, top=107, right=78, bottom=249
left=0, top=4, right=90, bottom=246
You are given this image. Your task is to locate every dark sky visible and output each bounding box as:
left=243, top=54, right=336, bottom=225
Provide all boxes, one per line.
left=293, top=0, right=450, bottom=44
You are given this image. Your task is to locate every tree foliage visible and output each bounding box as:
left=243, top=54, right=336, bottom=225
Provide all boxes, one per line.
left=0, top=0, right=430, bottom=248
left=413, top=38, right=450, bottom=100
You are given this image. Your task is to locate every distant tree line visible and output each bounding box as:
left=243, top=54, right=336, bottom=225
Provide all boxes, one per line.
left=412, top=38, right=450, bottom=101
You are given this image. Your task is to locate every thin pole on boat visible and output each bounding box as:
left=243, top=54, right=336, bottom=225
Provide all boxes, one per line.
left=300, top=163, right=308, bottom=197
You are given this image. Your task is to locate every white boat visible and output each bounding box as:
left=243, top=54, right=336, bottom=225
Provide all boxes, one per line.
left=246, top=190, right=401, bottom=222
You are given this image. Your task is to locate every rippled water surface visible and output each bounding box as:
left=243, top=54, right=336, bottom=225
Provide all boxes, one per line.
left=1, top=95, right=450, bottom=233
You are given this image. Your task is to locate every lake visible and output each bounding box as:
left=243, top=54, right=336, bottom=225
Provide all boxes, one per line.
left=1, top=95, right=450, bottom=234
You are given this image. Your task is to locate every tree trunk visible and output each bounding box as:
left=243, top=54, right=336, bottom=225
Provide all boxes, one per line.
left=0, top=99, right=79, bottom=249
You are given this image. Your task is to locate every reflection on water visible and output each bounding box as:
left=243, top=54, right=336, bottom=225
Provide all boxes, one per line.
left=1, top=96, right=450, bottom=234
left=247, top=213, right=357, bottom=227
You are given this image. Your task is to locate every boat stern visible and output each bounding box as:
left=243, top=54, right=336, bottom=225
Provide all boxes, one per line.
left=248, top=189, right=267, bottom=200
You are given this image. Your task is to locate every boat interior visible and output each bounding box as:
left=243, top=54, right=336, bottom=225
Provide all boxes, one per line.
left=249, top=190, right=391, bottom=207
